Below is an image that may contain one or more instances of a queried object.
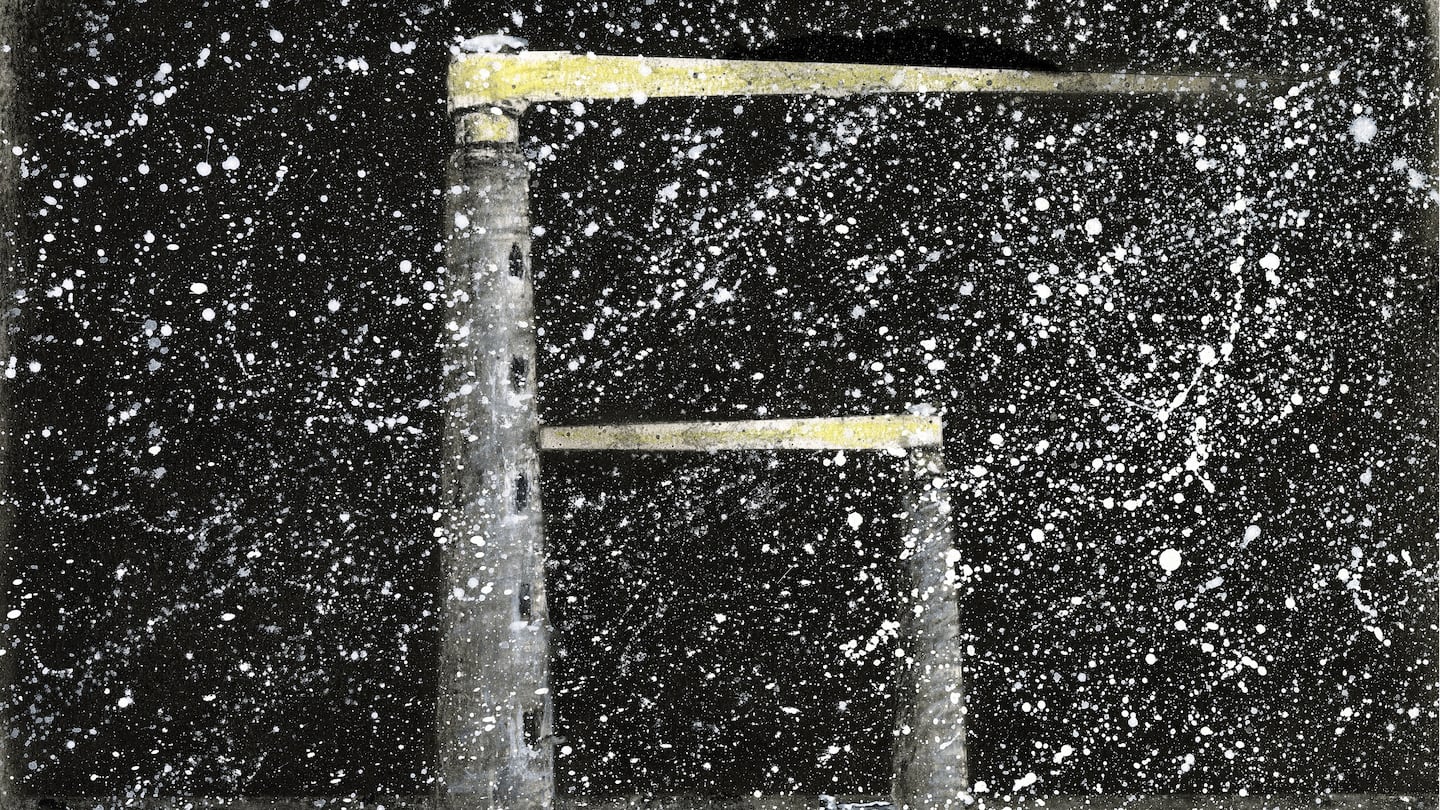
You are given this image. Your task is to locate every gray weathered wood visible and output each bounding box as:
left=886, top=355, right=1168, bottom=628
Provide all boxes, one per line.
left=434, top=112, right=552, bottom=810
left=891, top=448, right=967, bottom=810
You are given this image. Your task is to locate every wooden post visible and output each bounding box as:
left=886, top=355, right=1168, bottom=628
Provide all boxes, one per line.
left=435, top=107, right=553, bottom=810
left=892, top=446, right=967, bottom=810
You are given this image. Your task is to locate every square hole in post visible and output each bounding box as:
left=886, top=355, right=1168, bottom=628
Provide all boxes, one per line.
left=544, top=452, right=905, bottom=801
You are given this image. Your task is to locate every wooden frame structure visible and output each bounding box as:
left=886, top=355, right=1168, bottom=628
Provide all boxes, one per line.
left=435, top=47, right=1220, bottom=810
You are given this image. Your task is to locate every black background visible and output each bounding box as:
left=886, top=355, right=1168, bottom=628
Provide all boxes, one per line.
left=4, top=0, right=1436, bottom=799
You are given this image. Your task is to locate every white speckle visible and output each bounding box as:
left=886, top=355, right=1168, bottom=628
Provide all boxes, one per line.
left=1034, top=196, right=1050, bottom=211
left=189, top=282, right=208, bottom=294
left=847, top=512, right=864, bottom=530
left=1144, top=653, right=1158, bottom=665
left=1030, top=528, right=1045, bottom=543
left=220, top=612, right=236, bottom=622
left=583, top=221, right=600, bottom=237
left=327, top=298, right=341, bottom=313
left=1053, top=744, right=1075, bottom=763
left=138, top=163, right=150, bottom=175
left=453, top=213, right=470, bottom=230
left=116, top=696, right=134, bottom=709
left=1198, top=345, right=1217, bottom=365
left=1013, top=772, right=1038, bottom=791
left=1158, top=548, right=1182, bottom=572
left=1259, top=252, right=1281, bottom=271
left=781, top=706, right=800, bottom=715
left=989, top=432, right=1004, bottom=447
left=5, top=609, right=19, bottom=620
left=27, top=361, right=40, bottom=373
left=1084, top=217, right=1102, bottom=236
left=456, top=34, right=528, bottom=54
left=713, top=613, right=727, bottom=624
left=195, top=161, right=212, bottom=177
left=581, top=324, right=595, bottom=341
left=1033, top=282, right=1052, bottom=300
left=269, top=29, right=285, bottom=43
left=1243, top=524, right=1262, bottom=543
left=1349, top=116, right=1377, bottom=144
left=1360, top=469, right=1372, bottom=485
left=222, top=155, right=240, bottom=171
left=72, top=175, right=88, bottom=188
left=201, top=308, right=216, bottom=321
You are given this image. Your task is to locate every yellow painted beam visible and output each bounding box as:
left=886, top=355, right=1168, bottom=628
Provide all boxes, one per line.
left=449, top=50, right=1225, bottom=112
left=538, top=414, right=942, bottom=452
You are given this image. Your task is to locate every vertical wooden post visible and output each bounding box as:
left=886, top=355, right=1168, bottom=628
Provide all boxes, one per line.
left=436, top=107, right=553, bottom=810
left=892, top=445, right=967, bottom=810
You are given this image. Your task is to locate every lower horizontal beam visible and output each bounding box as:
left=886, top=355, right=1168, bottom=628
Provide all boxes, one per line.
left=538, top=414, right=941, bottom=452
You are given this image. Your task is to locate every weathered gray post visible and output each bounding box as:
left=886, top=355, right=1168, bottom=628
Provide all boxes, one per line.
left=436, top=105, right=553, bottom=810
left=892, top=447, right=967, bottom=810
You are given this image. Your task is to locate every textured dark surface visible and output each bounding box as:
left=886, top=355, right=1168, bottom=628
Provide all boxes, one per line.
left=0, top=0, right=1435, bottom=801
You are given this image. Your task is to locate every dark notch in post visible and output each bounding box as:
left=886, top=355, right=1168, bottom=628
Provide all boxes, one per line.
left=509, top=242, right=526, bottom=278
left=511, top=355, right=529, bottom=391
left=518, top=582, right=533, bottom=620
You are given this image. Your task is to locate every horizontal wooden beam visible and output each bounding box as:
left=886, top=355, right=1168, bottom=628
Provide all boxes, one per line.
left=539, top=414, right=941, bottom=452
left=449, top=51, right=1226, bottom=112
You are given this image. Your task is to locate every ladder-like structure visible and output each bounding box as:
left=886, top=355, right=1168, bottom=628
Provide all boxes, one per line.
left=438, top=48, right=1219, bottom=810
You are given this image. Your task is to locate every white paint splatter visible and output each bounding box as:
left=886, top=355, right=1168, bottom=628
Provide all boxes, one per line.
left=1349, top=116, right=1377, bottom=144
left=1158, top=548, right=1182, bottom=572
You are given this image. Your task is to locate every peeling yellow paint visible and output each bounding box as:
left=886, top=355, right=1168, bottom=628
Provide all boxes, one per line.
left=539, top=413, right=943, bottom=452
left=449, top=51, right=1223, bottom=112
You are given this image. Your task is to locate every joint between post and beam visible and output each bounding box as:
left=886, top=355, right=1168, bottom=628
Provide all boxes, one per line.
left=538, top=414, right=942, bottom=453
left=455, top=109, right=520, bottom=143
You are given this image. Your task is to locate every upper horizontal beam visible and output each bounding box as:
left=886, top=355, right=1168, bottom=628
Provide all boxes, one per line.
left=449, top=51, right=1225, bottom=112
left=539, top=414, right=941, bottom=452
